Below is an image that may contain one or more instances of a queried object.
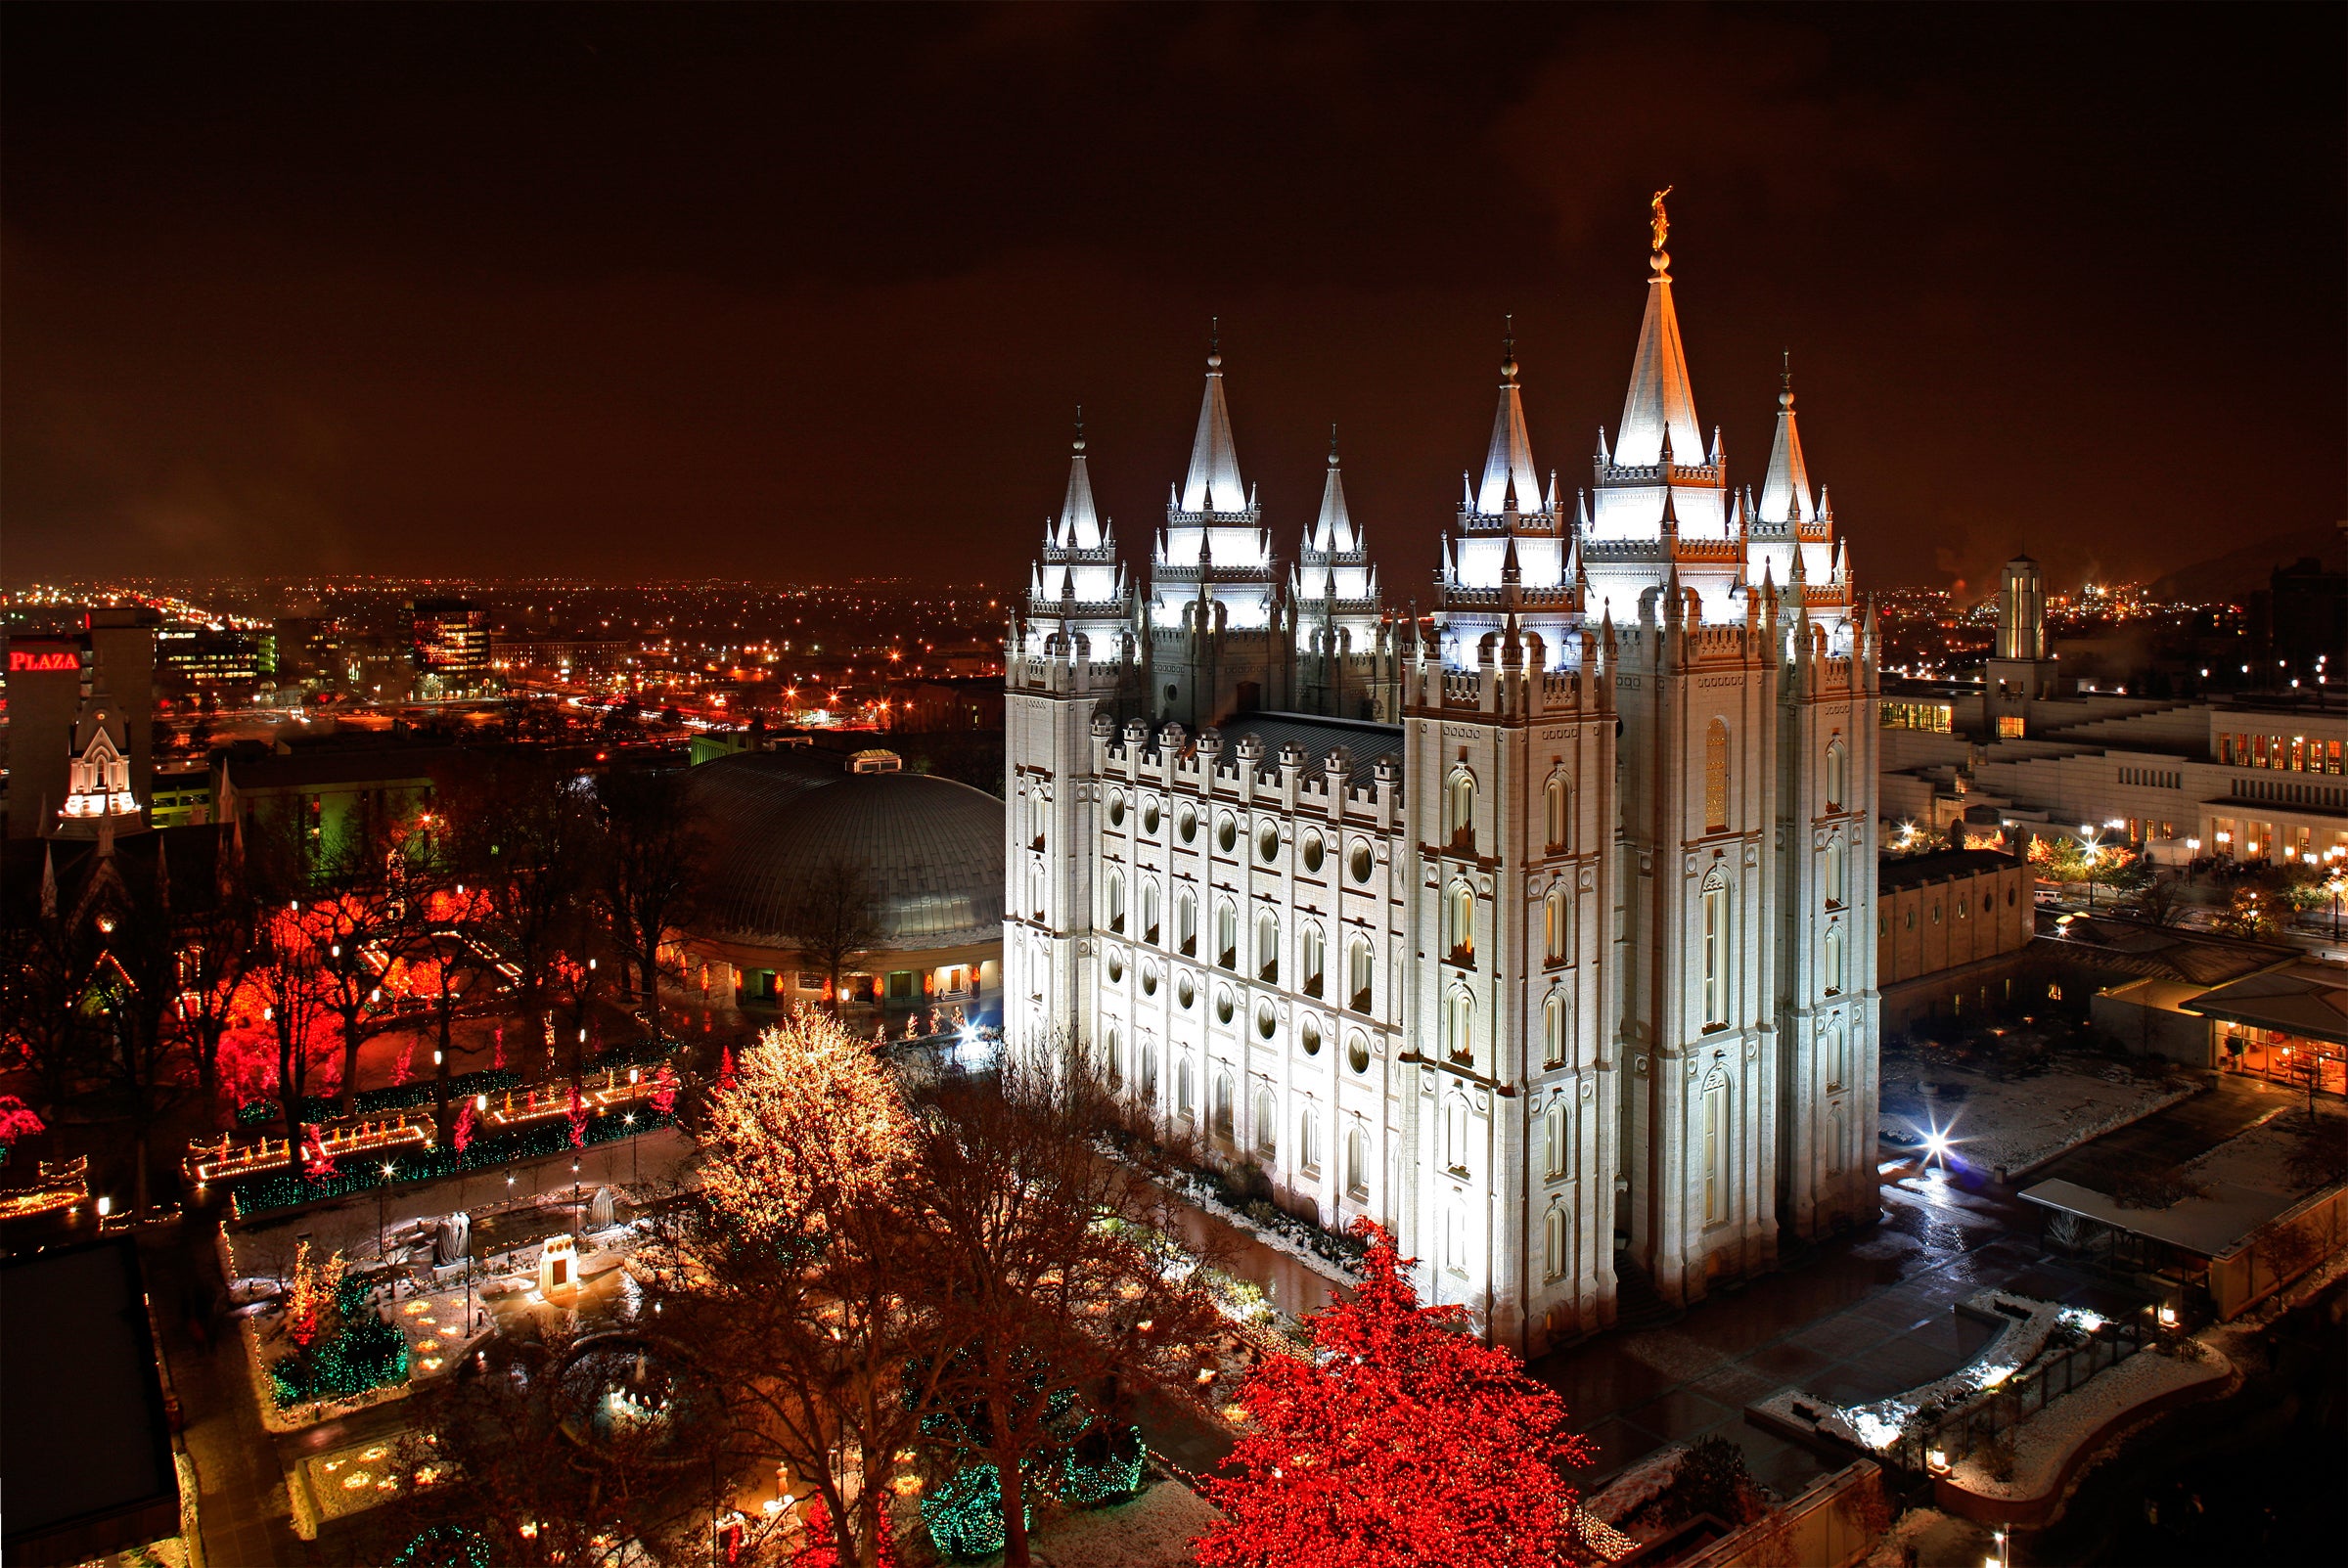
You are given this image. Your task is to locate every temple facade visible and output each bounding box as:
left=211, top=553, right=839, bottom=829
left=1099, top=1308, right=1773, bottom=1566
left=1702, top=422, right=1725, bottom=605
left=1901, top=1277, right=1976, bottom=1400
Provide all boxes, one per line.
left=1005, top=217, right=1881, bottom=1351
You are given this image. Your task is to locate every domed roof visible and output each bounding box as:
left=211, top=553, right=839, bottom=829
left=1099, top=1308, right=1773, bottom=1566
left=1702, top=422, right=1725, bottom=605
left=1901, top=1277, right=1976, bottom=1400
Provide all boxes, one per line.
left=691, top=750, right=1004, bottom=954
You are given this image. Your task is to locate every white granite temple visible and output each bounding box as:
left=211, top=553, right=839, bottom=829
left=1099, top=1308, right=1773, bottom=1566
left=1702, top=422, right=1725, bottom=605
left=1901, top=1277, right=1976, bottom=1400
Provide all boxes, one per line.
left=1005, top=209, right=1882, bottom=1351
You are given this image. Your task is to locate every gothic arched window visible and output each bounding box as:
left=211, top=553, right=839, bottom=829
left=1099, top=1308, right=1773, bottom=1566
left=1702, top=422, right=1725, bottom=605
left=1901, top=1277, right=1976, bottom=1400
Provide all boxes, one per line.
left=1142, top=880, right=1161, bottom=945
left=1212, top=1070, right=1235, bottom=1141
left=1177, top=889, right=1197, bottom=956
left=1345, top=1124, right=1370, bottom=1197
left=1826, top=1019, right=1849, bottom=1090
left=1444, top=984, right=1474, bottom=1064
left=1545, top=774, right=1570, bottom=853
left=1701, top=1069, right=1731, bottom=1225
left=1106, top=870, right=1125, bottom=933
left=1256, top=910, right=1280, bottom=983
left=1824, top=835, right=1846, bottom=909
left=1543, top=1203, right=1566, bottom=1280
left=1253, top=1086, right=1277, bottom=1158
left=1701, top=871, right=1729, bottom=1028
left=1544, top=886, right=1570, bottom=964
left=1301, top=921, right=1326, bottom=998
left=1704, top=718, right=1731, bottom=831
left=1823, top=924, right=1844, bottom=996
left=1446, top=767, right=1477, bottom=852
left=1825, top=737, right=1848, bottom=813
left=1298, top=1107, right=1319, bottom=1173
left=1216, top=898, right=1239, bottom=968
left=1544, top=1099, right=1567, bottom=1180
left=1543, top=989, right=1568, bottom=1070
left=1029, top=867, right=1047, bottom=922
left=1348, top=937, right=1375, bottom=1013
left=1444, top=1094, right=1470, bottom=1172
left=1446, top=881, right=1475, bottom=963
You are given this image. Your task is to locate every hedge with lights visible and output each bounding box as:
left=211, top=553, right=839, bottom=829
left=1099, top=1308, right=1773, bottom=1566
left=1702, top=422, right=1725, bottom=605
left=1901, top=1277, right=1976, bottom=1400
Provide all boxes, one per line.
left=267, top=1278, right=409, bottom=1408
left=391, top=1526, right=489, bottom=1568
left=1049, top=1423, right=1146, bottom=1507
left=235, top=1068, right=521, bottom=1128
left=227, top=1105, right=678, bottom=1217
left=918, top=1464, right=1029, bottom=1560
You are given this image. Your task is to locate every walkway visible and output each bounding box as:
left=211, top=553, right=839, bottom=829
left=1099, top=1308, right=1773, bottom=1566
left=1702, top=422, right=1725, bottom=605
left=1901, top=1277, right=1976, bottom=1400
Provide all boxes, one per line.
left=1529, top=1165, right=2154, bottom=1501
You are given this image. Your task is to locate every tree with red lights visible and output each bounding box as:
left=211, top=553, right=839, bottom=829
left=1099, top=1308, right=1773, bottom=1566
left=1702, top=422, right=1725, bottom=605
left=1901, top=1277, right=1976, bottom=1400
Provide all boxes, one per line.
left=1195, top=1222, right=1593, bottom=1568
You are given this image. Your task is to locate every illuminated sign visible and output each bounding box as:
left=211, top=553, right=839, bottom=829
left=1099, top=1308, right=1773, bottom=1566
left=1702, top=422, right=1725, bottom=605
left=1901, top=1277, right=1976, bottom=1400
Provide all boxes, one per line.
left=7, top=645, right=80, bottom=674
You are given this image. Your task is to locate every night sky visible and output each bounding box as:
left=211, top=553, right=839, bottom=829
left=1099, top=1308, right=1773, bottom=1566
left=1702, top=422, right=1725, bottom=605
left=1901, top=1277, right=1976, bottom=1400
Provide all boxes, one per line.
left=6, top=4, right=2341, bottom=598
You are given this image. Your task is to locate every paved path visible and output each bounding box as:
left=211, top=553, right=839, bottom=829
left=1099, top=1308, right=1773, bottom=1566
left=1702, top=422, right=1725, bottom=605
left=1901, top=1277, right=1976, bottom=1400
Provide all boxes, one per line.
left=2030, top=1072, right=2289, bottom=1192
left=1527, top=1162, right=2154, bottom=1501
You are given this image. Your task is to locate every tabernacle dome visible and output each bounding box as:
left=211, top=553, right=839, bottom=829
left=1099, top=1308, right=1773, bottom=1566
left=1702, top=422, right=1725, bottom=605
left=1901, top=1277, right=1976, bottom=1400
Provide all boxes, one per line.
left=681, top=746, right=1002, bottom=1019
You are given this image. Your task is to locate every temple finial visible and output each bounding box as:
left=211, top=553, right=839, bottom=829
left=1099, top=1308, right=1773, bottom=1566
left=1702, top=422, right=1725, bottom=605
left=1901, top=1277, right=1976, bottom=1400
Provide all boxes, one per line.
left=1648, top=185, right=1673, bottom=253
left=1073, top=404, right=1085, bottom=452
left=1208, top=316, right=1220, bottom=365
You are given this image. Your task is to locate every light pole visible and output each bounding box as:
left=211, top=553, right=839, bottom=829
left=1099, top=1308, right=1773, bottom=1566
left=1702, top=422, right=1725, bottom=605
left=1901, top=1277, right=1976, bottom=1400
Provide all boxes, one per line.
left=625, top=1112, right=640, bottom=1185
left=2080, top=826, right=2102, bottom=910
left=2186, top=837, right=2201, bottom=886
left=379, top=1162, right=396, bottom=1264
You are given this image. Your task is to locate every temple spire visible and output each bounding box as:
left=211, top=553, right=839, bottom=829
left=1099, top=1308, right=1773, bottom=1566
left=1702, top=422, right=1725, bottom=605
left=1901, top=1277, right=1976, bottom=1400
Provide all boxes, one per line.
left=1057, top=406, right=1105, bottom=549
left=1614, top=198, right=1703, bottom=468
left=1180, top=325, right=1246, bottom=514
left=1476, top=321, right=1542, bottom=515
left=1757, top=351, right=1814, bottom=526
left=1312, top=426, right=1355, bottom=552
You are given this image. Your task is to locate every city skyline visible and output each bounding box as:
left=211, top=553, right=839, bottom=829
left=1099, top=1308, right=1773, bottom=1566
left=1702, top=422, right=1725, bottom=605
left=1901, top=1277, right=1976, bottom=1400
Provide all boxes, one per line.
left=6, top=6, right=2342, bottom=595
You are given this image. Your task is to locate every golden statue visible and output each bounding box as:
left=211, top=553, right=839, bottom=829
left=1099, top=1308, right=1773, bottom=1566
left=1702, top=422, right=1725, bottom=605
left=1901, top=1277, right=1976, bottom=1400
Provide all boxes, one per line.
left=1649, top=186, right=1673, bottom=252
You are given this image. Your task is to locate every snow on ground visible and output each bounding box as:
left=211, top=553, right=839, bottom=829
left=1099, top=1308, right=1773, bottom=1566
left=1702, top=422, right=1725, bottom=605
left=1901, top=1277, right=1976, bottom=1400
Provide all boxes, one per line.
left=1029, top=1479, right=1221, bottom=1568
left=1944, top=1342, right=2231, bottom=1503
left=2183, top=1104, right=2338, bottom=1192
left=1879, top=1054, right=2192, bottom=1176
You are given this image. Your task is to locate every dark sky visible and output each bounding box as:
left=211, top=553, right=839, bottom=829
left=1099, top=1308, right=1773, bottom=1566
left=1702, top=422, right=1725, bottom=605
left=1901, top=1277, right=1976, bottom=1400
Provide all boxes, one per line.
left=6, top=3, right=2342, bottom=599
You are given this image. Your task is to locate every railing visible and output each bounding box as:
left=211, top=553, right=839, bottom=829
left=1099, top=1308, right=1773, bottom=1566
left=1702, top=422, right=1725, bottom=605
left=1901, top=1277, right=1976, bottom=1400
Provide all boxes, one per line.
left=1894, top=1323, right=2145, bottom=1470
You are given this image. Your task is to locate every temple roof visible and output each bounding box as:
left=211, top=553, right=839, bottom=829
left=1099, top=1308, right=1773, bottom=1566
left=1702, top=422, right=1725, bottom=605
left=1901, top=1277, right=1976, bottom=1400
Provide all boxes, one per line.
left=1756, top=361, right=1815, bottom=525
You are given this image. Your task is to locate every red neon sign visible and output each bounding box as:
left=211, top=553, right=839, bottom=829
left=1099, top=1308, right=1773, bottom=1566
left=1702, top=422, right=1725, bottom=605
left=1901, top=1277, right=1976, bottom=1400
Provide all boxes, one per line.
left=7, top=648, right=79, bottom=673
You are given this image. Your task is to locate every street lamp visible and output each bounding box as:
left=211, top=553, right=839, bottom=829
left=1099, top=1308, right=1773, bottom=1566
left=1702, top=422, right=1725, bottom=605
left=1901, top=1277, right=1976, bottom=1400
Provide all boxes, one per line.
left=2186, top=837, right=2201, bottom=885
left=625, top=1111, right=640, bottom=1184
left=379, top=1162, right=397, bottom=1263
left=2080, top=826, right=2103, bottom=911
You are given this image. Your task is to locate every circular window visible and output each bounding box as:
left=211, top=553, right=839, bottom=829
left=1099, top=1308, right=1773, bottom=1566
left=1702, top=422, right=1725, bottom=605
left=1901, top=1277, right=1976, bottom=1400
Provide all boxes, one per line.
left=1349, top=841, right=1375, bottom=884
left=1218, top=815, right=1238, bottom=854
left=1301, top=831, right=1325, bottom=874
left=1215, top=985, right=1235, bottom=1024
left=1347, top=1031, right=1373, bottom=1074
left=1106, top=949, right=1124, bottom=983
left=1177, top=973, right=1195, bottom=1009
left=1107, top=792, right=1126, bottom=829
left=1255, top=1000, right=1278, bottom=1039
left=1257, top=822, right=1280, bottom=863
left=1178, top=805, right=1197, bottom=843
left=1143, top=798, right=1161, bottom=834
left=1141, top=963, right=1159, bottom=997
left=1300, top=1015, right=1323, bottom=1056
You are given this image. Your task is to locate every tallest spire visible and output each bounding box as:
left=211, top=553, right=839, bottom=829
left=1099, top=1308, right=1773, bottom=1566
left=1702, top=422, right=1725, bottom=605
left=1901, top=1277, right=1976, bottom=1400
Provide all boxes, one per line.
left=1613, top=192, right=1703, bottom=468
left=1180, top=321, right=1247, bottom=514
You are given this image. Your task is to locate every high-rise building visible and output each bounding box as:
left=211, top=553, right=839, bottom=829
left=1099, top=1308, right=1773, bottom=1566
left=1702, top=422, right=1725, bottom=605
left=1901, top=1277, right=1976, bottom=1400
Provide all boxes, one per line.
left=1005, top=216, right=1881, bottom=1350
left=408, top=598, right=493, bottom=697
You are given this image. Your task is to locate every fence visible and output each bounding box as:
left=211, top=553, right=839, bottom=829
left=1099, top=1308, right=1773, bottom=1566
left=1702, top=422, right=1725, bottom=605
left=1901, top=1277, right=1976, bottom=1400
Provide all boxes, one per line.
left=1897, top=1326, right=2144, bottom=1470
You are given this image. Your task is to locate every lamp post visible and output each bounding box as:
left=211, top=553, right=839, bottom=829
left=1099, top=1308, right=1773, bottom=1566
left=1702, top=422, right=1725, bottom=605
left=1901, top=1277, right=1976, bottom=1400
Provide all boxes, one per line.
left=625, top=1112, right=640, bottom=1185
left=2080, top=826, right=2102, bottom=911
left=379, top=1162, right=396, bottom=1263
left=2186, top=837, right=2201, bottom=885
